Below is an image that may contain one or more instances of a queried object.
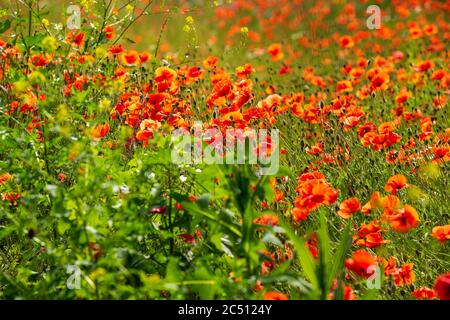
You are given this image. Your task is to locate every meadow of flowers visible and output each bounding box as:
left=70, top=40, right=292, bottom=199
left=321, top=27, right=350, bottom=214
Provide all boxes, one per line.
left=0, top=0, right=449, bottom=300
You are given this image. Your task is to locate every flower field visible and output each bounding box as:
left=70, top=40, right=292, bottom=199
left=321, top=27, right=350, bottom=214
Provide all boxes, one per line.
left=0, top=0, right=449, bottom=300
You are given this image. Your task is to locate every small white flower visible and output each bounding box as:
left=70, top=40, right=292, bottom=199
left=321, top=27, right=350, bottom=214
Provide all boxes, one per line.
left=179, top=175, right=187, bottom=182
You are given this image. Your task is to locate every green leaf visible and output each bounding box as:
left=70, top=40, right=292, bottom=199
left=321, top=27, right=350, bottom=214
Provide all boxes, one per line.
left=165, top=257, right=182, bottom=282
left=181, top=201, right=242, bottom=237
left=279, top=220, right=319, bottom=292
left=0, top=20, right=11, bottom=34
left=0, top=225, right=15, bottom=240
left=327, top=219, right=352, bottom=296
left=358, top=289, right=379, bottom=300
left=191, top=266, right=216, bottom=299
left=317, top=209, right=331, bottom=299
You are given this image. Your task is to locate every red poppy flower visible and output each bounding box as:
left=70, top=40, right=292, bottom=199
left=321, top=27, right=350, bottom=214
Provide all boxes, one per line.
left=434, top=273, right=450, bottom=300
left=103, top=25, right=115, bottom=40
left=412, top=287, right=436, bottom=300
left=345, top=250, right=377, bottom=278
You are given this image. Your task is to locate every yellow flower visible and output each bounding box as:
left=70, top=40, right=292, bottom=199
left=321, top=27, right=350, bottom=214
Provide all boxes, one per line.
left=100, top=98, right=111, bottom=111
left=183, top=25, right=191, bottom=33
left=126, top=4, right=134, bottom=13
left=41, top=18, right=50, bottom=28
left=28, top=71, right=46, bottom=85
left=185, top=16, right=194, bottom=25
left=42, top=36, right=58, bottom=52
left=95, top=47, right=107, bottom=59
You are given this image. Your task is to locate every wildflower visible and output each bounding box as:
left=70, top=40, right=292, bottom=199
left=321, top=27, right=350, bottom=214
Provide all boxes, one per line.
left=431, top=225, right=450, bottom=243
left=392, top=263, right=415, bottom=286
left=267, top=43, right=283, bottom=62
left=361, top=191, right=381, bottom=214
left=411, top=287, right=436, bottom=300
left=339, top=35, right=354, bottom=49
left=336, top=80, right=353, bottom=93
left=103, top=25, right=115, bottom=40
left=203, top=56, right=218, bottom=69
left=41, top=18, right=50, bottom=28
left=0, top=173, right=12, bottom=185
left=430, top=69, right=446, bottom=81
left=263, top=291, right=288, bottom=300
left=354, top=220, right=388, bottom=248
left=121, top=50, right=139, bottom=65
left=253, top=214, right=279, bottom=226
left=139, top=52, right=151, bottom=64
left=91, top=124, right=110, bottom=140
left=109, top=44, right=124, bottom=55
left=345, top=250, right=377, bottom=278
left=434, top=273, right=450, bottom=300
left=414, top=60, right=434, bottom=72
left=1, top=192, right=20, bottom=205
left=42, top=36, right=58, bottom=52
left=385, top=174, right=408, bottom=195
left=337, top=197, right=361, bottom=219
left=66, top=30, right=85, bottom=47
left=384, top=204, right=419, bottom=233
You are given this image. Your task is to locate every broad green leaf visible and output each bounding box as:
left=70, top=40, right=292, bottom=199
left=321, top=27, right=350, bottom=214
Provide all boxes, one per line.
left=279, top=220, right=319, bottom=291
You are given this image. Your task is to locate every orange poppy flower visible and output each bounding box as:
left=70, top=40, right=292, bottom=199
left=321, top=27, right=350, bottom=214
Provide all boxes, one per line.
left=345, top=250, right=377, bottom=278
left=409, top=27, right=422, bottom=39
left=423, top=24, right=438, bottom=36
left=385, top=204, right=419, bottom=233
left=361, top=191, right=381, bottom=214
left=66, top=31, right=85, bottom=47
left=339, top=35, right=354, bottom=49
left=393, top=263, right=415, bottom=286
left=378, top=194, right=402, bottom=210
left=121, top=50, right=139, bottom=65
left=203, top=56, right=218, bottom=69
left=354, top=220, right=388, bottom=248
left=412, top=287, right=436, bottom=300
left=385, top=174, right=408, bottom=195
left=114, top=65, right=127, bottom=77
left=138, top=52, right=151, bottom=64
left=267, top=43, right=284, bottom=62
left=395, top=90, right=412, bottom=104
left=0, top=173, right=12, bottom=186
left=292, top=207, right=310, bottom=222
left=263, top=291, right=288, bottom=300
left=336, top=80, right=353, bottom=93
left=91, top=124, right=110, bottom=140
left=431, top=225, right=450, bottom=243
left=431, top=145, right=450, bottom=163
left=337, top=197, right=361, bottom=219
left=253, top=214, right=279, bottom=226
